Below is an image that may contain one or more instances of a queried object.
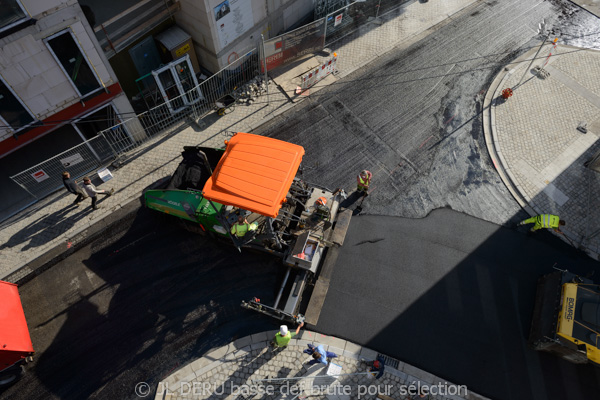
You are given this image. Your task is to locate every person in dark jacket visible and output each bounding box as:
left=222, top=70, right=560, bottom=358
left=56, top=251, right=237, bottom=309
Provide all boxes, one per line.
left=62, top=172, right=87, bottom=206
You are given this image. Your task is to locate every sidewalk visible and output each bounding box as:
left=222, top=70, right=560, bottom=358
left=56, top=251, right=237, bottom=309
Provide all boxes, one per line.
left=152, top=330, right=489, bottom=400
left=483, top=44, right=600, bottom=260
left=0, top=0, right=478, bottom=280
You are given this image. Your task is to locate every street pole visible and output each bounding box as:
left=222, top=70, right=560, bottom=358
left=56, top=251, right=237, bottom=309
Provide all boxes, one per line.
left=261, top=34, right=269, bottom=105
left=515, top=20, right=550, bottom=89
left=516, top=36, right=548, bottom=89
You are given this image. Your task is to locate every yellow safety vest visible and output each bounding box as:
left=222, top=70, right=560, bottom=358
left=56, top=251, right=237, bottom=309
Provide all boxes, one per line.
left=537, top=214, right=560, bottom=229
left=231, top=222, right=249, bottom=237
left=274, top=332, right=293, bottom=347
left=358, top=174, right=370, bottom=186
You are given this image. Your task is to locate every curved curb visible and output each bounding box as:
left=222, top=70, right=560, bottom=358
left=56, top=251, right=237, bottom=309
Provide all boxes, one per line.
left=153, top=330, right=490, bottom=400
left=482, top=43, right=595, bottom=257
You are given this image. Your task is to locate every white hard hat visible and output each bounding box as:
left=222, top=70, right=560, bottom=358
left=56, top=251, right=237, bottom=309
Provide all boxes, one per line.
left=280, top=325, right=288, bottom=336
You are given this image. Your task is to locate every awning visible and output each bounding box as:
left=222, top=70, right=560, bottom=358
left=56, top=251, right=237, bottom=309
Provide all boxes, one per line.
left=0, top=280, right=33, bottom=354
left=202, top=132, right=304, bottom=217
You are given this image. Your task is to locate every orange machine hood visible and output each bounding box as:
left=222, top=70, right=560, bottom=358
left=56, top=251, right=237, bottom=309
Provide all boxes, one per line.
left=202, top=132, right=305, bottom=217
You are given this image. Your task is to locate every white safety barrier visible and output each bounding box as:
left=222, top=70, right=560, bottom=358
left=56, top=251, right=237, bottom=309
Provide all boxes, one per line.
left=300, top=53, right=338, bottom=90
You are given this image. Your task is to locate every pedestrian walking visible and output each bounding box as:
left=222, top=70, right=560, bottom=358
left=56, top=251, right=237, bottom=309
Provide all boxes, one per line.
left=82, top=176, right=114, bottom=210
left=271, top=322, right=304, bottom=348
left=357, top=170, right=372, bottom=193
left=304, top=343, right=337, bottom=365
left=518, top=214, right=565, bottom=233
left=62, top=172, right=87, bottom=206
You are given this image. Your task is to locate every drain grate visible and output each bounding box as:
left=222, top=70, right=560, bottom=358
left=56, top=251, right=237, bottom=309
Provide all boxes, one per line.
left=377, top=353, right=400, bottom=369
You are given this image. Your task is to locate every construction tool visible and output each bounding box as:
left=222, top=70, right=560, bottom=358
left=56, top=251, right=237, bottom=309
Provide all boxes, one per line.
left=354, top=192, right=367, bottom=215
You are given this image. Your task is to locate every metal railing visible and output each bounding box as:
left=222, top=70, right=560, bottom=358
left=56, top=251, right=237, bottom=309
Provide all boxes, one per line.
left=9, top=135, right=114, bottom=200
left=98, top=49, right=261, bottom=155
left=324, top=0, right=409, bottom=46
left=8, top=50, right=262, bottom=206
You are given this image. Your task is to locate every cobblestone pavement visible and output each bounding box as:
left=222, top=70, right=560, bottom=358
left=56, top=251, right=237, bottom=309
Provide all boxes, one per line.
left=0, top=0, right=478, bottom=280
left=154, top=330, right=487, bottom=400
left=484, top=44, right=600, bottom=259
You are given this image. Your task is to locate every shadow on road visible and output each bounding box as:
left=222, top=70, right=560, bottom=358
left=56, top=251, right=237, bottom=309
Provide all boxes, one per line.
left=5, top=206, right=281, bottom=400
left=316, top=209, right=600, bottom=400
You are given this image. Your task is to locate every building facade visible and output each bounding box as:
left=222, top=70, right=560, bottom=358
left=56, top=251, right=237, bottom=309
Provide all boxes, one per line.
left=0, top=0, right=316, bottom=220
left=0, top=0, right=136, bottom=219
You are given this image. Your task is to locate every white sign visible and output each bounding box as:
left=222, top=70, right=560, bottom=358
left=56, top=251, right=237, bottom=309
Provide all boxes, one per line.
left=215, top=0, right=254, bottom=49
left=60, top=153, right=84, bottom=168
left=32, top=169, right=49, bottom=183
left=97, top=167, right=113, bottom=182
left=334, top=13, right=343, bottom=27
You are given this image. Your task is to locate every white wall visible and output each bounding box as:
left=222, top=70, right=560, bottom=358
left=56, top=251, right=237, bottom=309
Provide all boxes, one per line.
left=0, top=0, right=120, bottom=141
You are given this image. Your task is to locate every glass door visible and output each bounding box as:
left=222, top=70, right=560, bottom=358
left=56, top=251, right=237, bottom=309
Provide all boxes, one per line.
left=152, top=55, right=203, bottom=114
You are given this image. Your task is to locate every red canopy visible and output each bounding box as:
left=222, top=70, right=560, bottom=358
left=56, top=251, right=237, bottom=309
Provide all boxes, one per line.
left=202, top=132, right=304, bottom=217
left=0, top=281, right=33, bottom=360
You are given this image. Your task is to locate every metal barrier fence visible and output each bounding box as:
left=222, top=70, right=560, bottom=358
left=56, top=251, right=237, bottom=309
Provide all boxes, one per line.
left=324, top=0, right=409, bottom=46
left=9, top=135, right=115, bottom=200
left=8, top=50, right=262, bottom=205
left=98, top=49, right=261, bottom=156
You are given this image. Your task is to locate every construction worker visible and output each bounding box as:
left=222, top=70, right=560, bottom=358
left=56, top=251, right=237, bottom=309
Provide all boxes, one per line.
left=230, top=214, right=258, bottom=238
left=271, top=322, right=304, bottom=348
left=231, top=215, right=250, bottom=238
left=518, top=214, right=565, bottom=233
left=357, top=170, right=372, bottom=193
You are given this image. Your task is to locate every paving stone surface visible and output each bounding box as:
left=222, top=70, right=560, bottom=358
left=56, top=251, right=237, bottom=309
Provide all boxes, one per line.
left=488, top=44, right=600, bottom=258
left=154, top=332, right=481, bottom=400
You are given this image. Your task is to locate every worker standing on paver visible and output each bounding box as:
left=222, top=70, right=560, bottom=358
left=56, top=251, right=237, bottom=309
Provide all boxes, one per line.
left=230, top=214, right=258, bottom=238
left=271, top=322, right=304, bottom=348
left=518, top=214, right=565, bottom=233
left=357, top=170, right=372, bottom=193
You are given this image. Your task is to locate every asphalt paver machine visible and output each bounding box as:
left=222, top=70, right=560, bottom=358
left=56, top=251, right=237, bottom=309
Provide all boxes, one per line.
left=145, top=132, right=351, bottom=322
left=529, top=269, right=600, bottom=365
left=0, top=280, right=34, bottom=387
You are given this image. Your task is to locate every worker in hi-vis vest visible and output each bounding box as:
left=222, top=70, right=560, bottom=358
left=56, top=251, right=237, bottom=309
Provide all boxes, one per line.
left=271, top=322, right=304, bottom=348
left=518, top=214, right=565, bottom=233
left=357, top=170, right=372, bottom=193
left=230, top=215, right=257, bottom=238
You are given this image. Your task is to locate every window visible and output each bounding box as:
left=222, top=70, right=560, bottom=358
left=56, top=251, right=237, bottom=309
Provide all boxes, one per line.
left=0, top=0, right=28, bottom=32
left=0, top=76, right=35, bottom=132
left=45, top=30, right=101, bottom=97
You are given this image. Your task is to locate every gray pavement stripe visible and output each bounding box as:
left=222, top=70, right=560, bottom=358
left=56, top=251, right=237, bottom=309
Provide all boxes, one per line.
left=544, top=64, right=600, bottom=108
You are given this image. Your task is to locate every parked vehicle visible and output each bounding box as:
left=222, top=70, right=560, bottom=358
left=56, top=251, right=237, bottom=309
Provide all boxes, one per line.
left=529, top=269, right=600, bottom=365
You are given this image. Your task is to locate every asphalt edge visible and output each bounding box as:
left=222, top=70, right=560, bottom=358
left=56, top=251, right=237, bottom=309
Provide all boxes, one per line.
left=153, top=330, right=492, bottom=400
left=481, top=42, right=595, bottom=258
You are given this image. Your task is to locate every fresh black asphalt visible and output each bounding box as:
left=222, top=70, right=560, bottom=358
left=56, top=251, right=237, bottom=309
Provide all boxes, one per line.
left=316, top=208, right=600, bottom=400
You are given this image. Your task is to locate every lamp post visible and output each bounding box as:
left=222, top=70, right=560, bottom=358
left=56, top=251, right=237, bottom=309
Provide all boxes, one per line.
left=516, top=19, right=552, bottom=89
